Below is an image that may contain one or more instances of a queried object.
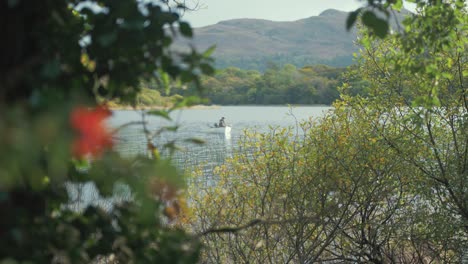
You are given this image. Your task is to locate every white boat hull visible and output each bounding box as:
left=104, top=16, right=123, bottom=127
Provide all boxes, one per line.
left=224, top=126, right=231, bottom=139
left=211, top=126, right=231, bottom=137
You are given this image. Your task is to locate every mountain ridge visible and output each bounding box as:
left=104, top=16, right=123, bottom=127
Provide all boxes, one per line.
left=179, top=9, right=409, bottom=71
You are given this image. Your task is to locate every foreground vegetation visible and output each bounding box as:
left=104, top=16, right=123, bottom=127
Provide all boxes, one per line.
left=1, top=0, right=466, bottom=263
left=107, top=88, right=183, bottom=109
left=188, top=2, right=468, bottom=262
left=1, top=0, right=213, bottom=262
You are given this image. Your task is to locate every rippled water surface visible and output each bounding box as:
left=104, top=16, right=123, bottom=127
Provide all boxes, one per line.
left=69, top=106, right=331, bottom=210
left=109, top=106, right=331, bottom=174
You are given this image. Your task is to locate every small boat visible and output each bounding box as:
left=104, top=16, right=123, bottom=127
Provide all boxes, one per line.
left=211, top=123, right=232, bottom=136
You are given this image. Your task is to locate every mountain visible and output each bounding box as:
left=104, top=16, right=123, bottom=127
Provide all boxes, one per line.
left=179, top=9, right=410, bottom=71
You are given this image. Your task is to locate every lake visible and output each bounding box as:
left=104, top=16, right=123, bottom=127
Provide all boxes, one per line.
left=109, top=106, right=331, bottom=179
left=67, top=106, right=331, bottom=211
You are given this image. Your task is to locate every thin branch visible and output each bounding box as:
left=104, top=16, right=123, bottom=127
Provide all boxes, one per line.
left=195, top=216, right=323, bottom=238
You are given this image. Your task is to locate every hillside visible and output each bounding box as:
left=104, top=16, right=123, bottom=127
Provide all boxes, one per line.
left=179, top=9, right=410, bottom=71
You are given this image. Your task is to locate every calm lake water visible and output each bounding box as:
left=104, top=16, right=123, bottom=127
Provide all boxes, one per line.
left=109, top=106, right=331, bottom=177
left=68, top=106, right=331, bottom=211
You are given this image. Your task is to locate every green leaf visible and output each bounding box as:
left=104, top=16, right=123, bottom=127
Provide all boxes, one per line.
left=173, top=96, right=207, bottom=109
left=361, top=11, right=389, bottom=38
left=98, top=32, right=117, bottom=47
left=346, top=9, right=361, bottom=31
left=164, top=141, right=184, bottom=151
left=162, top=36, right=172, bottom=47
left=41, top=59, right=61, bottom=79
left=147, top=110, right=171, bottom=120
left=162, top=126, right=179, bottom=132
left=200, top=63, right=215, bottom=75
left=184, top=138, right=205, bottom=145
left=179, top=71, right=194, bottom=83
left=179, top=21, right=193, bottom=37
left=202, top=45, right=216, bottom=57
left=361, top=35, right=371, bottom=49
left=158, top=70, right=171, bottom=96
left=431, top=95, right=441, bottom=107
left=441, top=72, right=452, bottom=79
left=374, top=22, right=389, bottom=39
left=393, top=0, right=403, bottom=10
left=122, top=19, right=145, bottom=29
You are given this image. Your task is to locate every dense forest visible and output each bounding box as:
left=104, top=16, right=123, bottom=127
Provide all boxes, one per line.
left=131, top=64, right=361, bottom=106
left=212, top=53, right=354, bottom=71
left=197, top=64, right=347, bottom=105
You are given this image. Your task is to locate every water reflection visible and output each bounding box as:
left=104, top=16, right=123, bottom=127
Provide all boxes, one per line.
left=110, top=106, right=331, bottom=174
left=67, top=106, right=330, bottom=210
left=225, top=132, right=232, bottom=157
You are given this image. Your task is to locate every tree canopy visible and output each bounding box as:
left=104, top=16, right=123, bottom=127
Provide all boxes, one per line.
left=1, top=0, right=213, bottom=262
left=188, top=1, right=468, bottom=262
left=178, top=64, right=347, bottom=105
left=1, top=0, right=467, bottom=263
left=1, top=0, right=213, bottom=105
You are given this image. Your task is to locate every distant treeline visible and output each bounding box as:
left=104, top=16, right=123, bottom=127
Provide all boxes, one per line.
left=214, top=54, right=354, bottom=72
left=118, top=64, right=369, bottom=108
left=186, top=64, right=365, bottom=105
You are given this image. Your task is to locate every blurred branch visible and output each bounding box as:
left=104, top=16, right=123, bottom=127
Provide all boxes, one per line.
left=195, top=216, right=324, bottom=238
left=161, top=0, right=206, bottom=17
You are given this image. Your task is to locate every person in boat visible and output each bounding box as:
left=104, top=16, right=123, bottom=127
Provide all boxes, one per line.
left=218, top=117, right=226, bottom=127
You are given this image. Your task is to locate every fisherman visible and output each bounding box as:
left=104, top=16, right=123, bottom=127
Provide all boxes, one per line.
left=218, top=117, right=226, bottom=127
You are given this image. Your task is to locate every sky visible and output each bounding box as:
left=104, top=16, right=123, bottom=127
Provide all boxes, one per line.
left=181, top=0, right=415, bottom=28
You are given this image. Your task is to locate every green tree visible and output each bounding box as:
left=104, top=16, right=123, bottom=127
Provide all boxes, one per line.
left=188, top=104, right=450, bottom=262
left=188, top=1, right=467, bottom=262
left=189, top=125, right=359, bottom=263
left=1, top=0, right=213, bottom=263
left=340, top=0, right=468, bottom=260
left=345, top=0, right=468, bottom=226
left=196, top=64, right=345, bottom=105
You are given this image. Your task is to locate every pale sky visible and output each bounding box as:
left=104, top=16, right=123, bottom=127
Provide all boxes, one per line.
left=181, top=0, right=415, bottom=28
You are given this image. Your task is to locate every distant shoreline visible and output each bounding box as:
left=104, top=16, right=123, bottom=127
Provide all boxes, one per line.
left=110, top=104, right=331, bottom=111
left=109, top=104, right=222, bottom=110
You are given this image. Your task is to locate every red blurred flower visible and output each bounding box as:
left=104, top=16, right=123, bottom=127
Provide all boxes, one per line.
left=70, top=105, right=113, bottom=158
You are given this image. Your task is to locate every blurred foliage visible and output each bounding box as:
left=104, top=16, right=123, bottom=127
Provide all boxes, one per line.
left=0, top=0, right=214, bottom=105
left=347, top=0, right=466, bottom=39
left=0, top=0, right=214, bottom=263
left=107, top=88, right=183, bottom=108
left=1, top=0, right=467, bottom=263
